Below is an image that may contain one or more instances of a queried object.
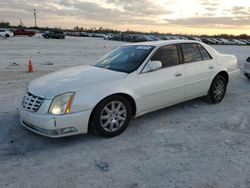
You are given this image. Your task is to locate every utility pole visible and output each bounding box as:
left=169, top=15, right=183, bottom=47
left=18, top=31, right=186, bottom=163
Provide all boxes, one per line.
left=19, top=18, right=23, bottom=27
left=33, top=9, right=37, bottom=27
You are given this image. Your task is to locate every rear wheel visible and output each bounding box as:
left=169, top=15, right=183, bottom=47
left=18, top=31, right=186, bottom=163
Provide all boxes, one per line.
left=91, top=96, right=132, bottom=137
left=5, top=34, right=9, bottom=37
left=207, top=75, right=227, bottom=104
left=244, top=73, right=250, bottom=80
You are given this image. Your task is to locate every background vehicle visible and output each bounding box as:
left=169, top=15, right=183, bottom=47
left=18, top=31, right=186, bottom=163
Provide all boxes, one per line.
left=212, top=38, right=223, bottom=45
left=105, top=33, right=249, bottom=46
left=201, top=38, right=213, bottom=45
left=232, top=39, right=247, bottom=45
left=13, top=28, right=35, bottom=37
left=219, top=38, right=231, bottom=45
left=19, top=40, right=239, bottom=138
left=239, top=39, right=250, bottom=45
left=42, top=30, right=65, bottom=39
left=243, top=57, right=250, bottom=79
left=0, top=29, right=13, bottom=37
left=187, top=36, right=202, bottom=42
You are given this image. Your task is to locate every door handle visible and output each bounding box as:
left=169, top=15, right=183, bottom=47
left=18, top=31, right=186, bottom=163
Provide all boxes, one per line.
left=209, top=66, right=214, bottom=70
left=175, top=72, right=182, bottom=77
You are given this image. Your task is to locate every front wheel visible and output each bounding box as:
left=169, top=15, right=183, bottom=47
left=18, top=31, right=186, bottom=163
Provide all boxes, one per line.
left=207, top=75, right=227, bottom=104
left=91, top=96, right=132, bottom=137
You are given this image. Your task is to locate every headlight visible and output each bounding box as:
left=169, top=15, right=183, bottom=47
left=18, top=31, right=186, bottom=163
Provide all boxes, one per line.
left=49, top=92, right=75, bottom=115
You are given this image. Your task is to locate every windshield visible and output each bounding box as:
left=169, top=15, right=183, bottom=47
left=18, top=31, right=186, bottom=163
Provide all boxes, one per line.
left=95, top=45, right=155, bottom=73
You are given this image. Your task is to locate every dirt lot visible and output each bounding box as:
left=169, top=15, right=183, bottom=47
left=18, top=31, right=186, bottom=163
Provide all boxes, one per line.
left=0, top=35, right=250, bottom=188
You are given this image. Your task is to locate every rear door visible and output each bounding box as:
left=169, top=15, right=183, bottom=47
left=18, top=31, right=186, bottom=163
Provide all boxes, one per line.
left=181, top=43, right=215, bottom=99
left=137, top=44, right=185, bottom=112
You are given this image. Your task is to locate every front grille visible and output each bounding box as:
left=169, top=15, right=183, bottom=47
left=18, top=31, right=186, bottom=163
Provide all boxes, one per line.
left=21, top=92, right=44, bottom=112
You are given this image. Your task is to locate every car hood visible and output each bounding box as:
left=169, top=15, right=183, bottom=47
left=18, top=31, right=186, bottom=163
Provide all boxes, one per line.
left=28, top=65, right=127, bottom=99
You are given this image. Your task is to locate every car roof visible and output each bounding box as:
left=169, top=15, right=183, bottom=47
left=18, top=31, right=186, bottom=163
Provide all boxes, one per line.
left=123, top=40, right=202, bottom=47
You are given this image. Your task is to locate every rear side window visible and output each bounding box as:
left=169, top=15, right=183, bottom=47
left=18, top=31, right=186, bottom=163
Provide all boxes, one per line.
left=197, top=44, right=212, bottom=60
left=151, top=45, right=179, bottom=68
left=181, top=43, right=202, bottom=63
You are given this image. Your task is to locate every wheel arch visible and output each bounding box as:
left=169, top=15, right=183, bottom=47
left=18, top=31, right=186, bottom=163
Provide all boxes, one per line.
left=215, top=71, right=229, bottom=84
left=88, top=93, right=137, bottom=131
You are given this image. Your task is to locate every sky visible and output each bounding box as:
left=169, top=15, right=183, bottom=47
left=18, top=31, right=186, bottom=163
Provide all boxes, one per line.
left=0, top=0, right=250, bottom=35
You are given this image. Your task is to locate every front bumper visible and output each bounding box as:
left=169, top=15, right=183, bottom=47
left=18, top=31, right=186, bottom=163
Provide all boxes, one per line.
left=19, top=108, right=92, bottom=138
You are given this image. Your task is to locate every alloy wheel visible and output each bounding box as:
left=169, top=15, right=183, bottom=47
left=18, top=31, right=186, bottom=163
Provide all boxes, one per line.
left=213, top=79, right=225, bottom=101
left=100, top=101, right=127, bottom=132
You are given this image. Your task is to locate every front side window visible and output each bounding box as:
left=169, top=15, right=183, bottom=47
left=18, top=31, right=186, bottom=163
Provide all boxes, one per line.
left=95, top=45, right=154, bottom=73
left=181, top=43, right=202, bottom=63
left=151, top=45, right=180, bottom=68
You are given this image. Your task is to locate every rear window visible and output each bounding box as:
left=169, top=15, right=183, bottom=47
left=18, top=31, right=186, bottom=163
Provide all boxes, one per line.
left=197, top=44, right=212, bottom=60
left=181, top=43, right=202, bottom=63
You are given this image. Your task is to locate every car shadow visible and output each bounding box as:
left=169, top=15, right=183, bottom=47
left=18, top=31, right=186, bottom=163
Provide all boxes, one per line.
left=0, top=110, right=101, bottom=160
left=0, top=96, right=214, bottom=160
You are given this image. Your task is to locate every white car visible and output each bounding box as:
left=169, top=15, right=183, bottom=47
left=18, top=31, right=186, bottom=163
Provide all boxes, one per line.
left=19, top=40, right=239, bottom=138
left=243, top=57, right=250, bottom=79
left=0, top=29, right=13, bottom=37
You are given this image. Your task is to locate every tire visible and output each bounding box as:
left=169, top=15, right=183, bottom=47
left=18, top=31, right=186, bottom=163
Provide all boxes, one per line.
left=91, top=95, right=132, bottom=137
left=244, top=73, right=250, bottom=80
left=5, top=34, right=10, bottom=37
left=207, top=75, right=227, bottom=104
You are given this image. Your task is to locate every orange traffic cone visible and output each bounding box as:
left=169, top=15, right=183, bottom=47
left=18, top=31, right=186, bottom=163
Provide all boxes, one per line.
left=28, top=60, right=33, bottom=73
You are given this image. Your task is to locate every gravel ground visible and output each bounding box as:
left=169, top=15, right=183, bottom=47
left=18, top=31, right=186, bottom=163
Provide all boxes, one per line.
left=0, top=35, right=250, bottom=188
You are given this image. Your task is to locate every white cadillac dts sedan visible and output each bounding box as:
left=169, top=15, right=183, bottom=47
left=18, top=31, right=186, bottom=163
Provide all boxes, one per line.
left=19, top=40, right=239, bottom=138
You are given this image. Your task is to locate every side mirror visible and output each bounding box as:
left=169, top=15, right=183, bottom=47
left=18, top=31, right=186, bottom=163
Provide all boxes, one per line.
left=142, top=60, right=162, bottom=73
left=247, top=57, right=250, bottom=63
